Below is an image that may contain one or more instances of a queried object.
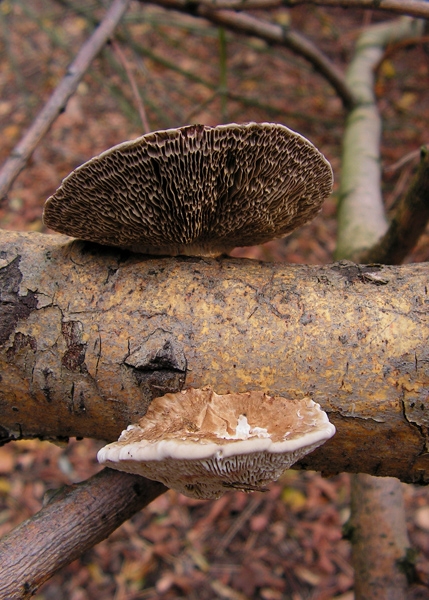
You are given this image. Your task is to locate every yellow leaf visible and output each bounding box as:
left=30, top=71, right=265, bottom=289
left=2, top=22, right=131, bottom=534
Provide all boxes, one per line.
left=396, top=92, right=417, bottom=111
left=3, top=124, right=20, bottom=142
left=0, top=478, right=11, bottom=494
left=274, top=11, right=291, bottom=27
left=380, top=59, right=396, bottom=79
left=281, top=486, right=307, bottom=510
left=87, top=562, right=105, bottom=584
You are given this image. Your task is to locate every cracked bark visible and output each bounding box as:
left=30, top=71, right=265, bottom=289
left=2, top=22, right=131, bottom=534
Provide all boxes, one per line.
left=1, top=230, right=429, bottom=483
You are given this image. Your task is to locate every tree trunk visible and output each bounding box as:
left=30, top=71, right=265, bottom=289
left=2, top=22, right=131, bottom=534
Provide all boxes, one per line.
left=1, top=230, right=429, bottom=483
left=349, top=474, right=411, bottom=599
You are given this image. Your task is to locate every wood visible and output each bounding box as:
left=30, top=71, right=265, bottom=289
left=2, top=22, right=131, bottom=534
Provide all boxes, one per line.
left=148, top=0, right=355, bottom=109
left=349, top=474, right=411, bottom=599
left=335, top=17, right=424, bottom=260
left=333, top=17, right=419, bottom=600
left=1, top=230, right=429, bottom=483
left=144, top=0, right=429, bottom=20
left=0, top=468, right=166, bottom=600
left=357, top=146, right=429, bottom=265
left=0, top=0, right=130, bottom=202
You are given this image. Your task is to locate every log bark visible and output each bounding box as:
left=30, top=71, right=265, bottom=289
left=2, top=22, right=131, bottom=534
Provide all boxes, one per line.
left=1, top=230, right=429, bottom=483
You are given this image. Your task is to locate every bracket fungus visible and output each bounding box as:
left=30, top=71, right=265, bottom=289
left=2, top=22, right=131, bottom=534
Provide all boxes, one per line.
left=43, top=122, right=333, bottom=256
left=97, top=388, right=336, bottom=499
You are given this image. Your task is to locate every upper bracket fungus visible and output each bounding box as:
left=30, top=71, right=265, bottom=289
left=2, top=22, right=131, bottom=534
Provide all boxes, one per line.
left=43, top=122, right=333, bottom=256
left=97, top=388, right=336, bottom=499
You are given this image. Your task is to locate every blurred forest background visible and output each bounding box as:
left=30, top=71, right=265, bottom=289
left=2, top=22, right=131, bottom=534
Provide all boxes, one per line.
left=1, top=1, right=429, bottom=598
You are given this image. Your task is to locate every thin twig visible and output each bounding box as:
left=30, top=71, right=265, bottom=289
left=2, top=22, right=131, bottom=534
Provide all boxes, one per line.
left=111, top=39, right=151, bottom=134
left=159, top=0, right=429, bottom=19
left=218, top=26, right=229, bottom=122
left=284, top=0, right=429, bottom=20
left=0, top=0, right=130, bottom=202
left=385, top=147, right=423, bottom=173
left=0, top=468, right=166, bottom=600
left=215, top=495, right=263, bottom=556
left=148, top=0, right=356, bottom=109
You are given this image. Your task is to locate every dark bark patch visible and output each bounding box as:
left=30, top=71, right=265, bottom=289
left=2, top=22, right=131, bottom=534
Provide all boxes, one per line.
left=6, top=332, right=37, bottom=361
left=61, top=321, right=87, bottom=372
left=125, top=330, right=187, bottom=401
left=331, top=261, right=387, bottom=286
left=125, top=329, right=187, bottom=372
left=0, top=425, right=18, bottom=445
left=133, top=369, right=186, bottom=402
left=0, top=257, right=38, bottom=346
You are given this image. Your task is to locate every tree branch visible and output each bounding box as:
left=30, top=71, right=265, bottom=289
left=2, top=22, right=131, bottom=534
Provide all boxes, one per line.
left=147, top=0, right=355, bottom=109
left=0, top=0, right=130, bottom=202
left=333, top=17, right=421, bottom=600
left=0, top=468, right=166, bottom=600
left=284, top=0, right=429, bottom=20
left=1, top=230, right=429, bottom=483
left=347, top=474, right=412, bottom=600
left=335, top=17, right=424, bottom=260
left=356, top=146, right=429, bottom=265
left=145, top=0, right=429, bottom=19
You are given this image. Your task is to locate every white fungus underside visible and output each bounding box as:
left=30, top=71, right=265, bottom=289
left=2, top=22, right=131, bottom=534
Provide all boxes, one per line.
left=99, top=443, right=325, bottom=499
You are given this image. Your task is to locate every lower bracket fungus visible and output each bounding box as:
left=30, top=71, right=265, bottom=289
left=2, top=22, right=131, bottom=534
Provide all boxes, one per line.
left=97, top=388, right=335, bottom=499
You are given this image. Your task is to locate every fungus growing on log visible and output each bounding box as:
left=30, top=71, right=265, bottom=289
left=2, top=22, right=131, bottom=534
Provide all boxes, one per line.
left=97, top=389, right=336, bottom=499
left=43, top=122, right=333, bottom=256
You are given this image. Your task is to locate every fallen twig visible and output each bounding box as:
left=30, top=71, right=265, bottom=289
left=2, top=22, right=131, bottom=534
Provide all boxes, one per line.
left=111, top=39, right=151, bottom=134
left=385, top=147, right=424, bottom=173
left=284, top=0, right=429, bottom=20
left=144, top=0, right=429, bottom=19
left=0, top=0, right=130, bottom=202
left=215, top=495, right=264, bottom=556
left=149, top=0, right=356, bottom=109
left=0, top=468, right=166, bottom=600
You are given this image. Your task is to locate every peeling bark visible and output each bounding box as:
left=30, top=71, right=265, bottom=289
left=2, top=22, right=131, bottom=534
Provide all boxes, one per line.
left=1, top=230, right=429, bottom=482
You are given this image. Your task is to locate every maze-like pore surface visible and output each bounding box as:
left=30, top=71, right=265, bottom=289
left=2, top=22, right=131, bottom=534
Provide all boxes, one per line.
left=43, top=122, right=333, bottom=255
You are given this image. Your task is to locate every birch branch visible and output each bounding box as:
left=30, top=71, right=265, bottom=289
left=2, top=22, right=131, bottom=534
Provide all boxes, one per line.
left=335, top=16, right=424, bottom=260
left=0, top=0, right=130, bottom=202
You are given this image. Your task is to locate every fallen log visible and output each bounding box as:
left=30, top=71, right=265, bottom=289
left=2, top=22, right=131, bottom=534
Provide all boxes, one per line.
left=1, top=229, right=428, bottom=483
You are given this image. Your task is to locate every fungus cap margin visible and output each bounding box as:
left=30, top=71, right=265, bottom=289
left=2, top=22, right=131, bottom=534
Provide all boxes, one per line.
left=97, top=388, right=336, bottom=499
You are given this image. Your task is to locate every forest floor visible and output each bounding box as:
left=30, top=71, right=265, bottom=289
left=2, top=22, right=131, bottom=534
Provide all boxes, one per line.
left=1, top=1, right=429, bottom=598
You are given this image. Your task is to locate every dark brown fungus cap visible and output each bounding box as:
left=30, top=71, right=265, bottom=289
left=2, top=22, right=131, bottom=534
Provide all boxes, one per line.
left=43, top=122, right=333, bottom=256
